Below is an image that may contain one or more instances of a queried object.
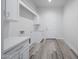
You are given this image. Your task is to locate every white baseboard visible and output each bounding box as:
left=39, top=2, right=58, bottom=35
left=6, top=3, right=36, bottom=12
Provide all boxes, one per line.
left=65, top=41, right=78, bottom=55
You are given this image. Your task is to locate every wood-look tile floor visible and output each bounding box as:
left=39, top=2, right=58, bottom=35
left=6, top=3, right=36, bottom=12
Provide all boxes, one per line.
left=29, top=39, right=78, bottom=59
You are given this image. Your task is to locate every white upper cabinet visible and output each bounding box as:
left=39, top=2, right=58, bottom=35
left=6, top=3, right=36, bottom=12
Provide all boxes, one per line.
left=6, top=0, right=18, bottom=21
left=6, top=0, right=39, bottom=21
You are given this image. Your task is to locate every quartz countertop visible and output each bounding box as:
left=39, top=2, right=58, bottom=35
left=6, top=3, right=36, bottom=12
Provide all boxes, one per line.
left=3, top=37, right=30, bottom=50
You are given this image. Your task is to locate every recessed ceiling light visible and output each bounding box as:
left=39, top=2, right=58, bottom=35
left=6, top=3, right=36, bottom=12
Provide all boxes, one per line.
left=48, top=0, right=52, bottom=3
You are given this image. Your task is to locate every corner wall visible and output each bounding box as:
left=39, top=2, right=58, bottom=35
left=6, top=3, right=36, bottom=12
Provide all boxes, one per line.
left=63, top=0, right=78, bottom=54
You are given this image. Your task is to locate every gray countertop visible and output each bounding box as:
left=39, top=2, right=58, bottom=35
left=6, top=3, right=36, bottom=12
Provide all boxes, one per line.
left=3, top=37, right=30, bottom=51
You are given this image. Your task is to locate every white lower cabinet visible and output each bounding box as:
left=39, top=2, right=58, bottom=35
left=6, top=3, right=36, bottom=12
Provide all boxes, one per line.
left=2, top=39, right=29, bottom=59
left=2, top=52, right=20, bottom=59
left=9, top=53, right=20, bottom=59
left=12, top=54, right=20, bottom=59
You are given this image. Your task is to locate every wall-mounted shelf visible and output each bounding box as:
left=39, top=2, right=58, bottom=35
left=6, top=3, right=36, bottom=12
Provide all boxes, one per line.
left=19, top=0, right=39, bottom=17
left=6, top=16, right=33, bottom=22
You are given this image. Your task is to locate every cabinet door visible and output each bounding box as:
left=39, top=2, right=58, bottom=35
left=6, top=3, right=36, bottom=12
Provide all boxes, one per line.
left=2, top=55, right=9, bottom=59
left=11, top=53, right=20, bottom=59
left=6, top=0, right=18, bottom=18
left=2, top=53, right=20, bottom=59
left=21, top=48, right=29, bottom=59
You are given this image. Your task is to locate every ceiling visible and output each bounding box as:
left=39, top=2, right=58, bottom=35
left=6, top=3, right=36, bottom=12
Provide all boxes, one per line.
left=30, top=0, right=72, bottom=8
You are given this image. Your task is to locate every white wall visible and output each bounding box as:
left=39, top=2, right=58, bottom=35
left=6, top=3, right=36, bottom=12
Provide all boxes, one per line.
left=1, top=0, right=11, bottom=50
left=8, top=19, right=33, bottom=37
left=63, top=0, right=78, bottom=54
left=38, top=8, right=64, bottom=39
left=1, top=0, right=10, bottom=39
